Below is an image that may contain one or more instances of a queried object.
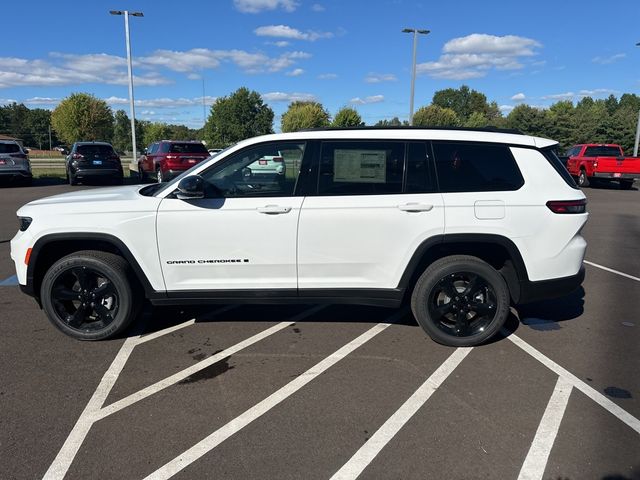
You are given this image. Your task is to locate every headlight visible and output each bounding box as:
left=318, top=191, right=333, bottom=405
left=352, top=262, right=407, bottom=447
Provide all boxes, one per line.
left=18, top=216, right=32, bottom=232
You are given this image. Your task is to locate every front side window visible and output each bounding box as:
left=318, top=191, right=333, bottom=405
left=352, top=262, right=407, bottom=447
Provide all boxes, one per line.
left=433, top=142, right=524, bottom=192
left=200, top=142, right=305, bottom=198
left=148, top=143, right=159, bottom=154
left=318, top=141, right=404, bottom=195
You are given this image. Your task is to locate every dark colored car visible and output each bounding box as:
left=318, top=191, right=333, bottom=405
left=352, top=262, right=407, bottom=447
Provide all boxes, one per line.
left=0, top=140, right=32, bottom=185
left=66, top=142, right=124, bottom=186
left=138, top=140, right=210, bottom=183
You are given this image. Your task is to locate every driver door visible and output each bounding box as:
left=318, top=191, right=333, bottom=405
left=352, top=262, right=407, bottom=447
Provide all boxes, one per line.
left=156, top=141, right=307, bottom=293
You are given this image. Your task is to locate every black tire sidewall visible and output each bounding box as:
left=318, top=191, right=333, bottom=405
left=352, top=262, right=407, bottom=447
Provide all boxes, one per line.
left=411, top=256, right=510, bottom=347
left=40, top=253, right=134, bottom=341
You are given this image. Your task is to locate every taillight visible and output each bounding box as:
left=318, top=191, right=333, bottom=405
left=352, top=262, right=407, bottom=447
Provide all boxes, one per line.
left=166, top=155, right=179, bottom=160
left=272, top=156, right=284, bottom=163
left=72, top=153, right=84, bottom=160
left=546, top=199, right=587, bottom=214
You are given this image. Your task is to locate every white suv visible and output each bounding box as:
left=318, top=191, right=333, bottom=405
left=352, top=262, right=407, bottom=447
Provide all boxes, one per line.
left=10, top=128, right=587, bottom=346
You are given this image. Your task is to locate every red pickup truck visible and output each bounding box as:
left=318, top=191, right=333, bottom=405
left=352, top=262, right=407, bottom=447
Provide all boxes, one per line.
left=565, top=144, right=639, bottom=189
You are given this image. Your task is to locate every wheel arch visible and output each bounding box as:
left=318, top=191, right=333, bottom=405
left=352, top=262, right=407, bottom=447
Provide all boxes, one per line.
left=398, top=234, right=529, bottom=304
left=26, top=233, right=156, bottom=304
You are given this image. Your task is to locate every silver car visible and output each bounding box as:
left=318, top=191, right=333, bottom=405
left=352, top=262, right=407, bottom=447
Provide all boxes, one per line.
left=0, top=140, right=32, bottom=185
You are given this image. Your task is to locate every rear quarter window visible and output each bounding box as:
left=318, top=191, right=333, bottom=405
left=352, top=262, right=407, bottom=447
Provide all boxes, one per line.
left=432, top=142, right=524, bottom=192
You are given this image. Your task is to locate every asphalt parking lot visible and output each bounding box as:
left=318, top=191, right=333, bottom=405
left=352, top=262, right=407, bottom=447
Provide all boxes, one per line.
left=1, top=179, right=638, bottom=480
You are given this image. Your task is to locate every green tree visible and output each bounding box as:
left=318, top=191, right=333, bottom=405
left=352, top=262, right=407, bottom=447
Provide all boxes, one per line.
left=51, top=93, right=114, bottom=145
left=143, top=122, right=172, bottom=146
left=0, top=102, right=30, bottom=141
left=412, top=105, right=459, bottom=127
left=463, top=111, right=488, bottom=128
left=203, top=87, right=274, bottom=147
left=432, top=85, right=494, bottom=121
left=26, top=108, right=54, bottom=149
left=112, top=110, right=130, bottom=153
left=505, top=104, right=550, bottom=138
left=547, top=101, right=575, bottom=149
left=281, top=101, right=331, bottom=132
left=374, top=117, right=408, bottom=127
left=332, top=107, right=364, bottom=127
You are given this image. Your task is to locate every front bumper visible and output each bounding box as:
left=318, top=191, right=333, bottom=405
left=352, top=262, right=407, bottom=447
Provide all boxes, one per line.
left=517, top=265, right=585, bottom=304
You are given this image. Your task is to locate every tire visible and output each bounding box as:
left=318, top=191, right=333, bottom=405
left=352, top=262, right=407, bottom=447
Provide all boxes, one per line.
left=410, top=255, right=510, bottom=347
left=40, top=251, right=139, bottom=341
left=137, top=163, right=147, bottom=183
left=68, top=169, right=78, bottom=186
left=578, top=169, right=590, bottom=188
left=620, top=179, right=633, bottom=190
left=156, top=167, right=163, bottom=183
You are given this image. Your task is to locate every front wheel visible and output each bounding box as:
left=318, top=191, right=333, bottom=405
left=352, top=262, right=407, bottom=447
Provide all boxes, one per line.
left=411, top=255, right=510, bottom=347
left=40, top=251, right=138, bottom=340
left=156, top=167, right=164, bottom=183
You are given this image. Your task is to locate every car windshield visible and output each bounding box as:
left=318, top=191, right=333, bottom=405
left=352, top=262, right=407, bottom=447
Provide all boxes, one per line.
left=0, top=143, right=21, bottom=153
left=168, top=143, right=208, bottom=154
left=77, top=145, right=115, bottom=156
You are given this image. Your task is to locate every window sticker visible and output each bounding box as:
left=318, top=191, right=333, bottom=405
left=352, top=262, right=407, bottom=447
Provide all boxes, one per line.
left=334, top=149, right=387, bottom=183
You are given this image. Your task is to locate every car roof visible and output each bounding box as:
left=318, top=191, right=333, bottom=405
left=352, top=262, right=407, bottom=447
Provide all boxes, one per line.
left=74, top=141, right=113, bottom=146
left=236, top=128, right=557, bottom=149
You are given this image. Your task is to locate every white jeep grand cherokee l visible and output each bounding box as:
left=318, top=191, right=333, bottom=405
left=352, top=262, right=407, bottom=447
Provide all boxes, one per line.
left=10, top=128, right=587, bottom=346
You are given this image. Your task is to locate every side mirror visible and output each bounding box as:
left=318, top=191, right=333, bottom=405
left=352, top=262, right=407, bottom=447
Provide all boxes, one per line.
left=176, top=175, right=205, bottom=200
left=142, top=148, right=148, bottom=155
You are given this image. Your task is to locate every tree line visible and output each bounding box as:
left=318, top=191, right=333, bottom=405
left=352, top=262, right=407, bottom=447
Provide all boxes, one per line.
left=3, top=86, right=640, bottom=154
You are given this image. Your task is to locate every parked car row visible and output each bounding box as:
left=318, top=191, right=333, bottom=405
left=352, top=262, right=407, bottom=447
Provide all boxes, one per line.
left=0, top=140, right=32, bottom=185
left=561, top=143, right=639, bottom=189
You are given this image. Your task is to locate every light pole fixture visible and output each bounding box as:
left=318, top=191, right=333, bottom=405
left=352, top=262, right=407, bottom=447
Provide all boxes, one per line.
left=402, top=28, right=430, bottom=126
left=110, top=10, right=144, bottom=166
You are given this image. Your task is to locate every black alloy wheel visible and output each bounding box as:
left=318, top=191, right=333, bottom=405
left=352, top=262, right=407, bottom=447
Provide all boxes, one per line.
left=411, top=255, right=510, bottom=347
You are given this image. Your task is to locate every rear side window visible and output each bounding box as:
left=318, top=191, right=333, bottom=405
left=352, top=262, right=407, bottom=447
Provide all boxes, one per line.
left=318, top=141, right=404, bottom=195
left=542, top=148, right=579, bottom=190
left=168, top=143, right=208, bottom=154
left=0, top=143, right=21, bottom=153
left=77, top=144, right=115, bottom=156
left=433, top=142, right=524, bottom=192
left=583, top=146, right=622, bottom=157
left=406, top=142, right=436, bottom=193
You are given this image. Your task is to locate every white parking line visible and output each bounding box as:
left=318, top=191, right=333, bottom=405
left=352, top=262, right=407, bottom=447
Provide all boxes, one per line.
left=43, top=335, right=141, bottom=480
left=584, top=260, right=640, bottom=282
left=330, top=347, right=472, bottom=480
left=517, top=376, right=573, bottom=480
left=143, top=309, right=408, bottom=480
left=505, top=331, right=640, bottom=435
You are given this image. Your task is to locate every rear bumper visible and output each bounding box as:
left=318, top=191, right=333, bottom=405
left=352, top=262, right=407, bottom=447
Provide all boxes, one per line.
left=593, top=172, right=637, bottom=180
left=517, top=265, right=585, bottom=304
left=0, top=169, right=32, bottom=178
left=75, top=168, right=122, bottom=178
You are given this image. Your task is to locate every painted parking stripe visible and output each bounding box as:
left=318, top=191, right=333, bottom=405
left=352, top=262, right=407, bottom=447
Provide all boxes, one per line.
left=0, top=274, right=18, bottom=286
left=43, top=335, right=142, bottom=480
left=143, top=310, right=408, bottom=480
left=505, top=331, right=640, bottom=435
left=584, top=260, right=640, bottom=282
left=97, top=305, right=326, bottom=420
left=517, top=376, right=573, bottom=480
left=330, top=347, right=472, bottom=480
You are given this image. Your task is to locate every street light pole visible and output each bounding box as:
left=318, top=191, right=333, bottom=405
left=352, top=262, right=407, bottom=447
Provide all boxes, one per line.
left=402, top=28, right=430, bottom=126
left=110, top=10, right=143, bottom=166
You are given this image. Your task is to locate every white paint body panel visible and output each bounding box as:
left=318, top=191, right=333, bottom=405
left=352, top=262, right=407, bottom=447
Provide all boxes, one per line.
left=297, top=193, right=445, bottom=289
left=156, top=196, right=303, bottom=290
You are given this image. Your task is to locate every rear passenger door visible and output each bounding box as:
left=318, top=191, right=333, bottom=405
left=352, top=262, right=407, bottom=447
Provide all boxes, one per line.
left=297, top=140, right=445, bottom=291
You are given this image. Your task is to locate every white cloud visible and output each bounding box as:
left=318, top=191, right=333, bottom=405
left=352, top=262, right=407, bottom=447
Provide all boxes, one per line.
left=0, top=98, right=17, bottom=105
left=541, top=88, right=618, bottom=101
left=349, top=95, right=384, bottom=105
left=261, top=92, right=318, bottom=103
left=268, top=41, right=291, bottom=48
left=364, top=73, right=397, bottom=83
left=499, top=105, right=515, bottom=113
left=286, top=68, right=304, bottom=76
left=511, top=93, right=526, bottom=101
left=318, top=73, right=337, bottom=80
left=311, top=3, right=325, bottom=11
left=187, top=73, right=202, bottom=80
left=417, top=33, right=542, bottom=80
left=254, top=25, right=333, bottom=41
left=592, top=53, right=626, bottom=65
left=233, top=0, right=299, bottom=13
left=104, top=96, right=217, bottom=108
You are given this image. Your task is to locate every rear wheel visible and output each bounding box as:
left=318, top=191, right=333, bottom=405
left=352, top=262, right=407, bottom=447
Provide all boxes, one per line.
left=40, top=251, right=139, bottom=340
left=411, top=255, right=510, bottom=347
left=578, top=169, right=590, bottom=188
left=156, top=167, right=164, bottom=183
left=137, top=163, right=147, bottom=183
left=620, top=179, right=633, bottom=190
left=68, top=169, right=78, bottom=186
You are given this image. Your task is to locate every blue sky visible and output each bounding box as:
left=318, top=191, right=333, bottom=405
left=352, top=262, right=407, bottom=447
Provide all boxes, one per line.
left=2, top=0, right=639, bottom=130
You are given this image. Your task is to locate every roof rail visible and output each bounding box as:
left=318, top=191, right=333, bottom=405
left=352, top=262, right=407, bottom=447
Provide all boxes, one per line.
left=299, top=126, right=524, bottom=135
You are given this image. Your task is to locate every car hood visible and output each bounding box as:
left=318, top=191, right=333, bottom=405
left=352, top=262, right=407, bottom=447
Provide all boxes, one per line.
left=17, top=185, right=161, bottom=217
